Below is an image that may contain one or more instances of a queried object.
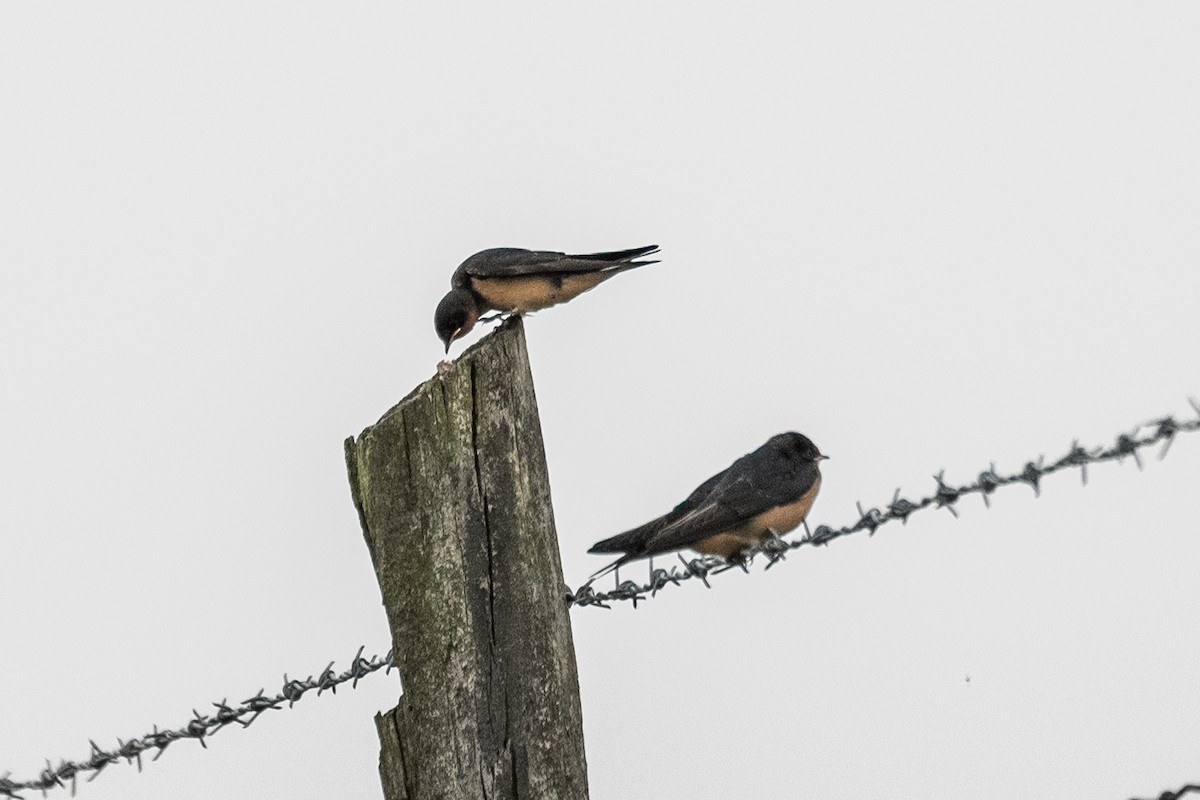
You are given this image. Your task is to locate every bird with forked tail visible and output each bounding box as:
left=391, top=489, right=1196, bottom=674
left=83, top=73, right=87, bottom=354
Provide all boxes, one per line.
left=589, top=432, right=828, bottom=579
left=434, top=245, right=660, bottom=352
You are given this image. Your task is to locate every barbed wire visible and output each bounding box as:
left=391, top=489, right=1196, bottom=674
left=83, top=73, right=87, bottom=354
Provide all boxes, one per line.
left=565, top=403, right=1200, bottom=608
left=4, top=406, right=1198, bottom=797
left=0, top=647, right=393, bottom=798
left=1135, top=783, right=1200, bottom=800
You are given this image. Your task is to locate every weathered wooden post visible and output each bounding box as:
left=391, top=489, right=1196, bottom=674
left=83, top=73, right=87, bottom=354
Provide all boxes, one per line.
left=344, top=317, right=588, bottom=799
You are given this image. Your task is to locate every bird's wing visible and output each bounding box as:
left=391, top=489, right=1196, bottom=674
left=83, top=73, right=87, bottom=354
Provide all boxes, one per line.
left=642, top=457, right=818, bottom=556
left=462, top=246, right=659, bottom=278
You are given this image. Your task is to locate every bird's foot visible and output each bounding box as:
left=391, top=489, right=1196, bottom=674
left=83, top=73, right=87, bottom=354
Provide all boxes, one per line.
left=713, top=552, right=752, bottom=574
left=761, top=528, right=790, bottom=569
left=479, top=310, right=536, bottom=324
left=477, top=311, right=509, bottom=324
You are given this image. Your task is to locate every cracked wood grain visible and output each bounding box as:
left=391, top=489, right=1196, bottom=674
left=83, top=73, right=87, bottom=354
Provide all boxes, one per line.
left=345, top=317, right=588, bottom=799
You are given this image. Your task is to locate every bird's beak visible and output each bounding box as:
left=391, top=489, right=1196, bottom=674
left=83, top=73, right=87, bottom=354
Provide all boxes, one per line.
left=819, top=454, right=831, bottom=461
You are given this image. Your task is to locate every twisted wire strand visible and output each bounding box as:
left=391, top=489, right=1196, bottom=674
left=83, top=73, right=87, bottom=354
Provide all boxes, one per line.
left=0, top=648, right=393, bottom=798
left=1134, top=784, right=1200, bottom=800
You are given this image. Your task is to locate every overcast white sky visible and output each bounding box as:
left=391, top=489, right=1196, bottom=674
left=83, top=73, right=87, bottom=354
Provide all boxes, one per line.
left=3, top=2, right=1200, bottom=798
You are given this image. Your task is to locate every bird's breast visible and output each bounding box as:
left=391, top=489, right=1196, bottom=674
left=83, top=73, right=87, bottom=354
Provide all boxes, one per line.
left=752, top=474, right=822, bottom=535
left=690, top=531, right=765, bottom=559
left=470, top=273, right=611, bottom=312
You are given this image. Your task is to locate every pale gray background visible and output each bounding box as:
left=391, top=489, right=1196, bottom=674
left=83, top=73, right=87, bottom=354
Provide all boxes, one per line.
left=2, top=2, right=1199, bottom=798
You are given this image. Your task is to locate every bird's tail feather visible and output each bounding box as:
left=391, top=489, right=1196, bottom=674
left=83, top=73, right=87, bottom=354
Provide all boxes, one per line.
left=588, top=513, right=670, bottom=582
left=588, top=529, right=641, bottom=554
left=571, top=244, right=660, bottom=263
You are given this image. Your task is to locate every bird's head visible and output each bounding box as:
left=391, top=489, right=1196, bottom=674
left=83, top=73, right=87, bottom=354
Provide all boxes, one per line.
left=773, top=432, right=829, bottom=463
left=434, top=288, right=479, bottom=353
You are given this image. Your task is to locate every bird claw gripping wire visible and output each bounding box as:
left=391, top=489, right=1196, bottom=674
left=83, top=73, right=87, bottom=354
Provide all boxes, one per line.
left=760, top=529, right=790, bottom=569
left=711, top=554, right=752, bottom=575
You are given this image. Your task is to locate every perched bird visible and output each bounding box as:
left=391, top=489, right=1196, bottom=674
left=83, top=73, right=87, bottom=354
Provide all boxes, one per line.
left=434, top=245, right=659, bottom=352
left=589, top=432, right=828, bottom=577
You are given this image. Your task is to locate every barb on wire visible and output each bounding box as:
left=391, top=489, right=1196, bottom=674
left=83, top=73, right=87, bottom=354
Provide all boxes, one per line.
left=566, top=406, right=1200, bottom=609
left=0, top=647, right=394, bottom=799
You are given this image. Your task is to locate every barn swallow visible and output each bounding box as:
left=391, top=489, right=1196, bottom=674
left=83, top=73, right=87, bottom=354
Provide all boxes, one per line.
left=589, top=432, right=828, bottom=577
left=434, top=245, right=659, bottom=352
